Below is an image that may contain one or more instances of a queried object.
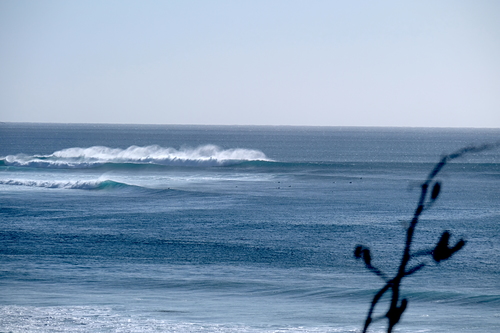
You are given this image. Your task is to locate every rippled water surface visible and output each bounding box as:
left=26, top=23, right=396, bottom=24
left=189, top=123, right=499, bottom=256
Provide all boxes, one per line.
left=1, top=124, right=499, bottom=332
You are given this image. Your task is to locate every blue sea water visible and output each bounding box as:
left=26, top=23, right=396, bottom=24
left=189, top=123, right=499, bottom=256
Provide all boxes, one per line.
left=0, top=123, right=499, bottom=333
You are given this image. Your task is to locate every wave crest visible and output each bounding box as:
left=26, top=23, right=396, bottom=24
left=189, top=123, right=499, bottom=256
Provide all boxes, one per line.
left=0, top=179, right=132, bottom=190
left=1, top=145, right=271, bottom=169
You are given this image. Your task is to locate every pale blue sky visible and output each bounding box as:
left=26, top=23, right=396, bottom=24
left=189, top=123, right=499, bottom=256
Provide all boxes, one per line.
left=1, top=0, right=499, bottom=127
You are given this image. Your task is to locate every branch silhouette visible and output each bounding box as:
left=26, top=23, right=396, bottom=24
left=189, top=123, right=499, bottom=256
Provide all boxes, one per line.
left=354, top=142, right=500, bottom=333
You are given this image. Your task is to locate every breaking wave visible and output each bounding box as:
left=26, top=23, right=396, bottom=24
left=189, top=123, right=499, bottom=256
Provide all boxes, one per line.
left=0, top=145, right=271, bottom=169
left=0, top=179, right=134, bottom=190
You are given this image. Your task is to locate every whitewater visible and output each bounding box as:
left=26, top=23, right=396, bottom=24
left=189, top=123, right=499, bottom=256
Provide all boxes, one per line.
left=1, top=123, right=499, bottom=332
left=1, top=144, right=271, bottom=168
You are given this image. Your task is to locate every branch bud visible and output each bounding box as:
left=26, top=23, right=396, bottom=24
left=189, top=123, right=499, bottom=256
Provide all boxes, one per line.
left=431, top=182, right=441, bottom=200
left=432, top=231, right=466, bottom=262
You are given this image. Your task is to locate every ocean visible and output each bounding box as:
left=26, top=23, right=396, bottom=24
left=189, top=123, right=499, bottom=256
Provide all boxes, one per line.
left=0, top=123, right=499, bottom=332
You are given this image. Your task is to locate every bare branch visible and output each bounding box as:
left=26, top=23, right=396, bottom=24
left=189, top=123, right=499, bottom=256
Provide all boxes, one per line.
left=355, top=143, right=498, bottom=332
left=405, top=263, right=425, bottom=276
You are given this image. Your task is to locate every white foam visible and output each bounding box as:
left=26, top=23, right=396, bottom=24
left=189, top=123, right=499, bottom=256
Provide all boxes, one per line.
left=0, top=179, right=117, bottom=190
left=0, top=305, right=356, bottom=333
left=1, top=145, right=271, bottom=168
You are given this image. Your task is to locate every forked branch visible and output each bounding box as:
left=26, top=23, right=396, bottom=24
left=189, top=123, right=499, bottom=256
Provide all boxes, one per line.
left=354, top=142, right=499, bottom=333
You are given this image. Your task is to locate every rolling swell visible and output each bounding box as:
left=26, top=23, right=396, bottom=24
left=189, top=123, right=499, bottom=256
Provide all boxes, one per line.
left=0, top=144, right=271, bottom=169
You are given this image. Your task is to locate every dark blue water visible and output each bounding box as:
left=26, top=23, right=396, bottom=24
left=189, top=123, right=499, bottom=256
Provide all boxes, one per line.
left=1, top=123, right=499, bottom=332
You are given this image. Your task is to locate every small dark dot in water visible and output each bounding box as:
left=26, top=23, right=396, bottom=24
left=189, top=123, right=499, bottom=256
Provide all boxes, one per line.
left=349, top=182, right=352, bottom=183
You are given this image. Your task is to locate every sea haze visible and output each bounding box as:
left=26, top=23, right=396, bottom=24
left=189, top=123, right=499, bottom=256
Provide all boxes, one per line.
left=1, top=123, right=499, bottom=332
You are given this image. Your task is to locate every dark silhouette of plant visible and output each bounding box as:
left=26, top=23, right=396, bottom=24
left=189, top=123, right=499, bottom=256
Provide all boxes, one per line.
left=354, top=143, right=499, bottom=333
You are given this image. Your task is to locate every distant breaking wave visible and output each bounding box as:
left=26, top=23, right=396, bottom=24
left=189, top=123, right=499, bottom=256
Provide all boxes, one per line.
left=0, top=179, right=133, bottom=190
left=0, top=145, right=271, bottom=169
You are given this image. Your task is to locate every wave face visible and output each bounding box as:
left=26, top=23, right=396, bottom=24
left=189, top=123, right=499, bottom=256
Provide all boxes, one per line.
left=1, top=145, right=271, bottom=169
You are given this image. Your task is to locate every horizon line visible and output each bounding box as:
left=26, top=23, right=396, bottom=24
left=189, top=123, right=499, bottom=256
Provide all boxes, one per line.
left=2, top=121, right=500, bottom=130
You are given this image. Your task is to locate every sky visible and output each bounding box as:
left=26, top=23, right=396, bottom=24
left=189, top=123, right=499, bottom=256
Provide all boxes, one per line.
left=1, top=0, right=499, bottom=127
